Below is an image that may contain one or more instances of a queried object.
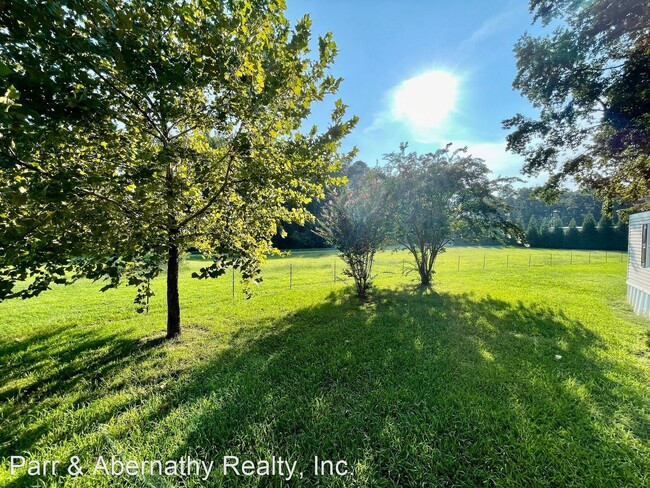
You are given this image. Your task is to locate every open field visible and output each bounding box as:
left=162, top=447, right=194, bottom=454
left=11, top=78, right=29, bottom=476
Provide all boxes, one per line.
left=1, top=247, right=649, bottom=486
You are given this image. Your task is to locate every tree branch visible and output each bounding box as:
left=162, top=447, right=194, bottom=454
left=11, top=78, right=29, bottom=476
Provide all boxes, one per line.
left=177, top=136, right=241, bottom=228
left=2, top=150, right=139, bottom=217
left=90, top=68, right=168, bottom=143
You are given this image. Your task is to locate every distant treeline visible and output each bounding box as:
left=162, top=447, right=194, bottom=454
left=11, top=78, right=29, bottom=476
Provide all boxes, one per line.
left=503, top=188, right=628, bottom=251
left=273, top=161, right=629, bottom=251
left=504, top=188, right=608, bottom=226
left=518, top=213, right=627, bottom=251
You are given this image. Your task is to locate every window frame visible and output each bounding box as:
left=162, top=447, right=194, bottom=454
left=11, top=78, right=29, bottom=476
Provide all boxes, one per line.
left=642, top=223, right=648, bottom=268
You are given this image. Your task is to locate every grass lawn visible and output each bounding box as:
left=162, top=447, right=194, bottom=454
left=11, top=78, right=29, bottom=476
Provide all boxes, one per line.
left=1, top=247, right=649, bottom=486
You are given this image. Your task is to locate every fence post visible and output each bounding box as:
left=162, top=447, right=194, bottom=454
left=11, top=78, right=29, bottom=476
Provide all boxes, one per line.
left=550, top=254, right=553, bottom=266
left=290, top=263, right=293, bottom=289
left=333, top=261, right=336, bottom=283
left=570, top=252, right=573, bottom=265
left=457, top=256, right=461, bottom=271
left=605, top=251, right=608, bottom=262
left=483, top=253, right=486, bottom=270
left=528, top=255, right=531, bottom=268
left=232, top=267, right=235, bottom=298
left=589, top=252, right=591, bottom=264
left=506, top=255, right=509, bottom=268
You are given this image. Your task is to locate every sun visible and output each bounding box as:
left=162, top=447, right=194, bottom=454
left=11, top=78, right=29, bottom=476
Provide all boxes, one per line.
left=392, top=70, right=458, bottom=138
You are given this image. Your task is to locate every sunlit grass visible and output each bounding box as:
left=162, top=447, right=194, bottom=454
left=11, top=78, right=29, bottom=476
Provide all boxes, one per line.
left=1, top=247, right=649, bottom=486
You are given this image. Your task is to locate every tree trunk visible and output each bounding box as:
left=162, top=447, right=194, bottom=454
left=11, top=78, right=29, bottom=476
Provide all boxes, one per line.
left=418, top=261, right=430, bottom=286
left=166, top=236, right=181, bottom=338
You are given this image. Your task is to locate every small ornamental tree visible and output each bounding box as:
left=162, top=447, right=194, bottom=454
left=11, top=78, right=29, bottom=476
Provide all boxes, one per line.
left=384, top=144, right=524, bottom=287
left=0, top=0, right=357, bottom=338
left=317, top=172, right=387, bottom=299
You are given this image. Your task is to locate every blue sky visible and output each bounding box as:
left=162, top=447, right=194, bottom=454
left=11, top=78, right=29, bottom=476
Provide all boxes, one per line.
left=286, top=0, right=543, bottom=180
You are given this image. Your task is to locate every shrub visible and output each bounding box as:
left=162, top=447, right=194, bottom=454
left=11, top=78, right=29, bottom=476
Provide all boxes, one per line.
left=317, top=174, right=388, bottom=299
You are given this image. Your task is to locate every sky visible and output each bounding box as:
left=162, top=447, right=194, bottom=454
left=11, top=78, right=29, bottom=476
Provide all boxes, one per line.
left=286, top=0, right=545, bottom=181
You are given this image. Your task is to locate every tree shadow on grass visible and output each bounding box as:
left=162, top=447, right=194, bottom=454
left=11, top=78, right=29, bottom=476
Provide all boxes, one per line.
left=4, top=288, right=650, bottom=487
left=0, top=328, right=168, bottom=459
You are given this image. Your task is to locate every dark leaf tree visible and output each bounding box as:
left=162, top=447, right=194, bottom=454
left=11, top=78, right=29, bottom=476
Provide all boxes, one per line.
left=504, top=0, right=649, bottom=214
left=384, top=144, right=524, bottom=286
left=566, top=218, right=581, bottom=249
left=526, top=215, right=541, bottom=247
left=581, top=213, right=599, bottom=250
left=0, top=0, right=357, bottom=338
left=597, top=214, right=615, bottom=250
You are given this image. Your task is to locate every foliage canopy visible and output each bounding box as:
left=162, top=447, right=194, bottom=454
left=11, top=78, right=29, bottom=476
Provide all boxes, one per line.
left=383, top=144, right=523, bottom=286
left=0, top=0, right=356, bottom=337
left=504, top=0, right=649, bottom=213
left=316, top=170, right=388, bottom=299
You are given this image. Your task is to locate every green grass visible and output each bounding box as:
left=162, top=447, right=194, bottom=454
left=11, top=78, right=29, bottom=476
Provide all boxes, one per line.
left=1, top=247, right=649, bottom=487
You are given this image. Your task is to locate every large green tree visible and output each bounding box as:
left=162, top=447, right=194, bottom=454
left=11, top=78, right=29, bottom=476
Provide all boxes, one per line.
left=504, top=0, right=649, bottom=213
left=384, top=144, right=523, bottom=286
left=0, top=0, right=356, bottom=337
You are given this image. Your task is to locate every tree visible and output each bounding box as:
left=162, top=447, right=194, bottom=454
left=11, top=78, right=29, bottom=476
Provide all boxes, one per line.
left=526, top=216, right=541, bottom=247
left=614, top=214, right=629, bottom=251
left=538, top=217, right=552, bottom=248
left=384, top=144, right=523, bottom=286
left=551, top=217, right=565, bottom=249
left=581, top=213, right=598, bottom=250
left=316, top=171, right=388, bottom=299
left=597, top=214, right=615, bottom=250
left=504, top=187, right=605, bottom=227
left=507, top=215, right=526, bottom=246
left=343, top=160, right=370, bottom=184
left=504, top=0, right=650, bottom=214
left=566, top=218, right=581, bottom=249
left=0, top=0, right=357, bottom=338
left=273, top=159, right=370, bottom=250
left=272, top=196, right=330, bottom=250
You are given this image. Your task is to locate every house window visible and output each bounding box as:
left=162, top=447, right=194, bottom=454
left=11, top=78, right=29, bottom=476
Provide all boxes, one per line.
left=643, top=224, right=648, bottom=268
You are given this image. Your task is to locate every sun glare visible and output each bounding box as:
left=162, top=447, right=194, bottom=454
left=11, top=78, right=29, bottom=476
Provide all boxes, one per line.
left=392, top=70, right=458, bottom=138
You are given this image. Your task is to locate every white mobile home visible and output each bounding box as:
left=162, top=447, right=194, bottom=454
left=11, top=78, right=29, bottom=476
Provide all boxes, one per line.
left=627, top=210, right=650, bottom=318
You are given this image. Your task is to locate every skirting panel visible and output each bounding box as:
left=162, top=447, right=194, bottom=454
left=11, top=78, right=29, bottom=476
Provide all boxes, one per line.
left=628, top=284, right=650, bottom=318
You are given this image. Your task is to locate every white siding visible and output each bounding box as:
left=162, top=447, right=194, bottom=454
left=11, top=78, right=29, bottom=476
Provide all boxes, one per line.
left=627, top=211, right=650, bottom=317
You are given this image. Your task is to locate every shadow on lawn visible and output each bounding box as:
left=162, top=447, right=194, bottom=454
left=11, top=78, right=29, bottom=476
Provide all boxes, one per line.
left=0, top=327, right=167, bottom=458
left=4, top=288, right=650, bottom=486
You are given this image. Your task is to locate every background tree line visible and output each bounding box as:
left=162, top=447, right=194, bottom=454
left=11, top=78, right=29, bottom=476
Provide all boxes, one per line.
left=519, top=213, right=628, bottom=251
left=274, top=163, right=630, bottom=252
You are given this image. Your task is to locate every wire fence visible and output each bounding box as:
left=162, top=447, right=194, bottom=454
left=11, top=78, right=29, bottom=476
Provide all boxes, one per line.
left=186, top=249, right=628, bottom=299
